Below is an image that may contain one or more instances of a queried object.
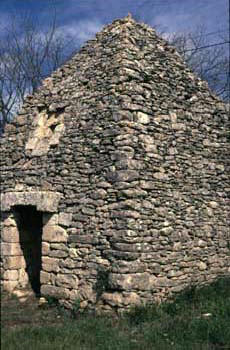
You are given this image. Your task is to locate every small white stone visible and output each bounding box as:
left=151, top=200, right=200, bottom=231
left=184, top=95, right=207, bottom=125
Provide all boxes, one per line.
left=202, top=313, right=212, bottom=318
left=198, top=262, right=207, bottom=271
left=136, top=111, right=150, bottom=124
left=38, top=297, right=48, bottom=306
left=169, top=112, right=177, bottom=122
left=208, top=201, right=218, bottom=209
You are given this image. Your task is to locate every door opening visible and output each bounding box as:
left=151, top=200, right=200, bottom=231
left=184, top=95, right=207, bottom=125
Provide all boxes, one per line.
left=13, top=205, right=42, bottom=296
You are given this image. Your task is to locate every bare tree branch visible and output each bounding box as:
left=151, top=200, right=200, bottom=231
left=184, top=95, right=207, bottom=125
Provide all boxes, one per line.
left=0, top=10, right=77, bottom=132
left=168, top=25, right=229, bottom=101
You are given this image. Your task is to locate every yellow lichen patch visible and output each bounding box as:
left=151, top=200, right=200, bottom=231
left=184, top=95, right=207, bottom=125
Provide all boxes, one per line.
left=25, top=110, right=65, bottom=156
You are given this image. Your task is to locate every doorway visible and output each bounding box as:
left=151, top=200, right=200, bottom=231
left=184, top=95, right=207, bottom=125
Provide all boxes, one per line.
left=13, top=205, right=43, bottom=296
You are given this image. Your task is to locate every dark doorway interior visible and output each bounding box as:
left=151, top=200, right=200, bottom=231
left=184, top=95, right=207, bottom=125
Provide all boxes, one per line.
left=13, top=205, right=43, bottom=296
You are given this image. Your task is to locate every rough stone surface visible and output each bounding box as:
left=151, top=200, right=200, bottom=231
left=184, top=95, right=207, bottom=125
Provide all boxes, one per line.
left=109, top=273, right=156, bottom=291
left=1, top=192, right=60, bottom=212
left=0, top=15, right=229, bottom=313
left=1, top=243, right=22, bottom=256
left=43, top=225, right=67, bottom=243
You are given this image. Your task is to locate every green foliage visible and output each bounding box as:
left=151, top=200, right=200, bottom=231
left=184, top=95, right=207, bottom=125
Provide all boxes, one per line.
left=70, top=298, right=81, bottom=318
left=1, top=277, right=230, bottom=350
left=72, top=298, right=81, bottom=313
left=126, top=303, right=161, bottom=326
left=94, top=266, right=110, bottom=300
left=45, top=295, right=59, bottom=307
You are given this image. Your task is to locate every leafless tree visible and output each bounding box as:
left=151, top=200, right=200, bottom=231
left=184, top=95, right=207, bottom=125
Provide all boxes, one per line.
left=0, top=11, right=77, bottom=132
left=167, top=25, right=229, bottom=101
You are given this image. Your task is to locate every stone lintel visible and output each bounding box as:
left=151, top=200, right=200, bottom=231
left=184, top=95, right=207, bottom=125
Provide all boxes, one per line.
left=1, top=191, right=61, bottom=212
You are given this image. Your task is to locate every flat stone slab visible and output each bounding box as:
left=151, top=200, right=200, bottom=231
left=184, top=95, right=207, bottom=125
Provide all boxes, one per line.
left=1, top=191, right=61, bottom=212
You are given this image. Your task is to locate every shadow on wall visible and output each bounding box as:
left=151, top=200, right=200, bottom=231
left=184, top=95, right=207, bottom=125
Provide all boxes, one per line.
left=13, top=205, right=43, bottom=296
left=94, top=266, right=110, bottom=301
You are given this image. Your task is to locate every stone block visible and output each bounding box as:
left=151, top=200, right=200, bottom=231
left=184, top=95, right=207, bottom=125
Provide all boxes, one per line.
left=104, top=249, right=139, bottom=261
left=153, top=172, right=168, bottom=180
left=160, top=227, right=173, bottom=235
left=112, top=243, right=142, bottom=252
left=0, top=193, right=17, bottom=211
left=197, top=240, right=206, bottom=248
left=40, top=271, right=51, bottom=284
left=42, top=264, right=59, bottom=273
left=122, top=188, right=147, bottom=198
left=38, top=192, right=61, bottom=212
left=171, top=123, right=186, bottom=130
left=109, top=272, right=156, bottom=291
left=1, top=227, right=19, bottom=243
left=5, top=256, right=26, bottom=269
left=144, top=143, right=158, bottom=153
left=111, top=260, right=147, bottom=273
left=41, top=284, right=70, bottom=299
left=49, top=250, right=68, bottom=258
left=208, top=201, right=218, bottom=209
left=122, top=292, right=141, bottom=306
left=136, top=111, right=150, bottom=124
left=80, top=300, right=88, bottom=309
left=3, top=217, right=17, bottom=227
left=115, top=159, right=144, bottom=170
left=42, top=257, right=60, bottom=273
left=68, top=235, right=98, bottom=244
left=102, top=292, right=123, bottom=307
left=110, top=210, right=140, bottom=219
left=56, top=274, right=79, bottom=288
left=43, top=225, right=67, bottom=243
left=91, top=189, right=107, bottom=199
left=81, top=207, right=95, bottom=216
left=59, top=258, right=75, bottom=269
left=18, top=268, right=29, bottom=284
left=3, top=269, right=18, bottom=280
left=42, top=242, right=50, bottom=255
left=106, top=170, right=139, bottom=183
left=69, top=248, right=78, bottom=258
left=154, top=277, right=172, bottom=287
left=59, top=213, right=72, bottom=227
left=1, top=191, right=61, bottom=213
left=148, top=263, right=161, bottom=274
left=50, top=243, right=68, bottom=250
left=78, top=285, right=95, bottom=302
left=1, top=243, right=22, bottom=256
left=139, top=180, right=155, bottom=190
left=69, top=289, right=80, bottom=301
left=2, top=280, right=18, bottom=292
left=219, top=240, right=227, bottom=248
left=198, top=262, right=207, bottom=271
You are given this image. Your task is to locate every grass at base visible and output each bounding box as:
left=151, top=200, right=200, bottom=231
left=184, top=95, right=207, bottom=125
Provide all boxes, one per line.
left=1, top=277, right=230, bottom=350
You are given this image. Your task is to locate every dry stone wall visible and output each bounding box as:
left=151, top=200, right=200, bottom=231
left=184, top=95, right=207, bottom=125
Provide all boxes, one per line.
left=1, top=15, right=230, bottom=312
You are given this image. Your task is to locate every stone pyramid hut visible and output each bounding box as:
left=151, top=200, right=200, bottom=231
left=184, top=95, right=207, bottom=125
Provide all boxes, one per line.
left=1, top=15, right=229, bottom=312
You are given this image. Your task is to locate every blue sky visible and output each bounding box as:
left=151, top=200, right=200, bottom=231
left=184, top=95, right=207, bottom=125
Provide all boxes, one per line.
left=0, top=0, right=229, bottom=47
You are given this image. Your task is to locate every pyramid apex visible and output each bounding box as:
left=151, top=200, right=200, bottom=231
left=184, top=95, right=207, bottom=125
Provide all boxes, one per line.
left=122, top=12, right=135, bottom=22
